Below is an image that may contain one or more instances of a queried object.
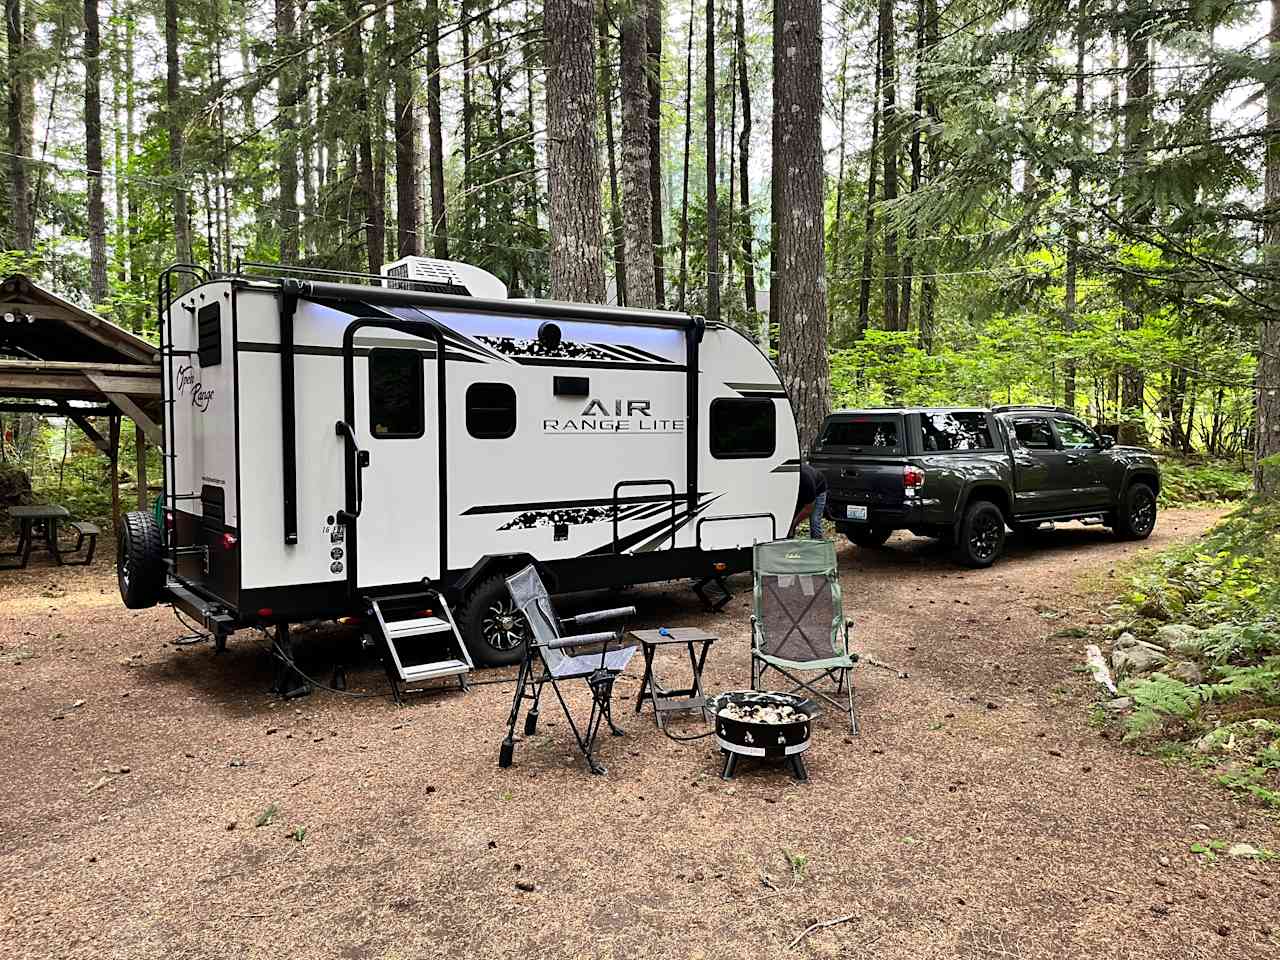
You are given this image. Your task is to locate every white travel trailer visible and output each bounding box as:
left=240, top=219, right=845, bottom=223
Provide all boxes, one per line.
left=119, top=259, right=799, bottom=693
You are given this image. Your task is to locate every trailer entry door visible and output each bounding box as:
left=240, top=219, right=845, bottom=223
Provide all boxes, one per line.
left=349, top=343, right=442, bottom=587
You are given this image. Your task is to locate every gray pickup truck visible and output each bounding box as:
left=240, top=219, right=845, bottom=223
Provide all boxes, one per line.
left=809, top=405, right=1162, bottom=567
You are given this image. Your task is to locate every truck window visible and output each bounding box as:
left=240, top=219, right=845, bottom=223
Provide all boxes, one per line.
left=1013, top=417, right=1055, bottom=450
left=818, top=418, right=899, bottom=452
left=1053, top=417, right=1095, bottom=449
left=710, top=397, right=776, bottom=458
left=920, top=412, right=994, bottom=451
left=368, top=348, right=425, bottom=439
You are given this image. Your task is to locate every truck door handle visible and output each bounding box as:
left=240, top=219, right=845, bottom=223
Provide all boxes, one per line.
left=1066, top=455, right=1085, bottom=464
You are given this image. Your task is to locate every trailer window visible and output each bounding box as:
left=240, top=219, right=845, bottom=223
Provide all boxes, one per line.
left=466, top=382, right=517, bottom=439
left=710, top=398, right=776, bottom=459
left=197, top=303, right=221, bottom=367
left=920, top=412, right=995, bottom=451
left=368, top=348, right=424, bottom=439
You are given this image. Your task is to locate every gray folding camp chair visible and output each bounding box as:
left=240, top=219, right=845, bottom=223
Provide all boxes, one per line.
left=751, top=539, right=902, bottom=734
left=500, top=566, right=637, bottom=774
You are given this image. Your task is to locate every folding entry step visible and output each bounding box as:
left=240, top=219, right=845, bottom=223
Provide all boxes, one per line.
left=368, top=587, right=473, bottom=703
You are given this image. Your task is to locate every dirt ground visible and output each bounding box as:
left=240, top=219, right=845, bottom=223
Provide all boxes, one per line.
left=1, top=507, right=1277, bottom=959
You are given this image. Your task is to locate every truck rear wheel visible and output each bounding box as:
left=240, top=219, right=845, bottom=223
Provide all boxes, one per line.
left=1112, top=483, right=1157, bottom=541
left=954, top=500, right=1006, bottom=568
left=118, top=510, right=165, bottom=609
left=459, top=574, right=527, bottom=667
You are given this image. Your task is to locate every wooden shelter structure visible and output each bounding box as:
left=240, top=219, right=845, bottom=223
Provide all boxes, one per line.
left=0, top=274, right=162, bottom=529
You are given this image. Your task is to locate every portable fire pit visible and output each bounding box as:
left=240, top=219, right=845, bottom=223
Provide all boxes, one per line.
left=711, top=690, right=815, bottom=781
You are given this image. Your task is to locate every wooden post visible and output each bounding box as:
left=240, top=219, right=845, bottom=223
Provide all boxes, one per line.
left=109, top=416, right=121, bottom=532
left=135, top=424, right=147, bottom=511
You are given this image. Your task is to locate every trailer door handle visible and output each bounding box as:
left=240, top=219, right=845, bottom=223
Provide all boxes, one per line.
left=335, top=420, right=369, bottom=522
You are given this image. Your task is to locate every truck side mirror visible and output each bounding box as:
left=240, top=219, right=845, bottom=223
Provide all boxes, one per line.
left=1097, top=434, right=1115, bottom=450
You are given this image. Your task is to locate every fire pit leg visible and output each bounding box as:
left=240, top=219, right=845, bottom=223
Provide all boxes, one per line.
left=720, top=750, right=739, bottom=780
left=787, top=755, right=809, bottom=782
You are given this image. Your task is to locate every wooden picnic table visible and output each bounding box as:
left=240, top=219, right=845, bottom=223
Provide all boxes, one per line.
left=2, top=504, right=97, bottom=569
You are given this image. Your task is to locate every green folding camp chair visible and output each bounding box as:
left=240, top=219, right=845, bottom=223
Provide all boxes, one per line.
left=750, top=538, right=902, bottom=734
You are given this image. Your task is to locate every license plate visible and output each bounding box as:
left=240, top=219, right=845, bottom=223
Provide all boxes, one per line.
left=845, top=505, right=868, bottom=521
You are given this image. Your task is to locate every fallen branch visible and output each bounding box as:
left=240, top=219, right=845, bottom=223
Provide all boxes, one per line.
left=788, top=911, right=858, bottom=950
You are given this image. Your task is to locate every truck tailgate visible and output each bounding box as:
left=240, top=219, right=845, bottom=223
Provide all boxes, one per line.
left=809, top=414, right=909, bottom=514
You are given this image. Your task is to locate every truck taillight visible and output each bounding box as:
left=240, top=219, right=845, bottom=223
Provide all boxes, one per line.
left=220, top=532, right=238, bottom=551
left=903, top=465, right=925, bottom=489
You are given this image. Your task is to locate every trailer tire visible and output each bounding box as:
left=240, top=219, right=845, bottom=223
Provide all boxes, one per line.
left=459, top=574, right=527, bottom=667
left=118, top=510, right=165, bottom=609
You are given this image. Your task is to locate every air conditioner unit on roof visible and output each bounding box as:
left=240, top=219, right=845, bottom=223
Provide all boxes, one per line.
left=380, top=256, right=508, bottom=299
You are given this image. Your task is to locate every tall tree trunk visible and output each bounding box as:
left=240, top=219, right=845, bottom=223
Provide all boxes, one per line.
left=344, top=1, right=383, bottom=272
left=901, top=1, right=924, bottom=330
left=647, top=1, right=665, bottom=305
left=299, top=7, right=314, bottom=255
left=164, top=0, right=191, bottom=263
left=1119, top=0, right=1151, bottom=443
left=1063, top=0, right=1086, bottom=411
left=392, top=0, right=420, bottom=257
left=735, top=0, right=757, bottom=340
left=621, top=0, right=656, bottom=307
left=830, top=11, right=850, bottom=337
left=84, top=0, right=108, bottom=303
left=600, top=10, right=626, bottom=303
left=704, top=0, right=719, bottom=321
left=461, top=0, right=472, bottom=229
left=878, top=0, right=900, bottom=331
left=773, top=0, right=829, bottom=452
left=1259, top=0, right=1280, bottom=495
left=276, top=0, right=300, bottom=264
left=111, top=0, right=130, bottom=318
left=424, top=0, right=447, bottom=257
left=5, top=0, right=32, bottom=250
left=857, top=29, right=883, bottom=339
left=372, top=6, right=389, bottom=266
left=918, top=0, right=939, bottom=350
left=677, top=0, right=693, bottom=310
left=545, top=0, right=606, bottom=302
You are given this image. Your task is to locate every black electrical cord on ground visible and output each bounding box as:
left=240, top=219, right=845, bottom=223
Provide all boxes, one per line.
left=170, top=607, right=210, bottom=645
left=263, top=632, right=389, bottom=700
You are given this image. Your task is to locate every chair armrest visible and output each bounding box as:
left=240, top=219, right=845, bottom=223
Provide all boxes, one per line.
left=561, top=606, right=636, bottom=629
left=542, top=630, right=622, bottom=651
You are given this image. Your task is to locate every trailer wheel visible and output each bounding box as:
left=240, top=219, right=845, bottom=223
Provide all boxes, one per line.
left=118, top=510, right=165, bottom=609
left=460, top=574, right=527, bottom=667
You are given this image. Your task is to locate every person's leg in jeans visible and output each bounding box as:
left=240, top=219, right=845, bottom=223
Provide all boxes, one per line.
left=810, top=489, right=827, bottom=539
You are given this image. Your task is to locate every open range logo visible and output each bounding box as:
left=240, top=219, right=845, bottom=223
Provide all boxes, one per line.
left=176, top=364, right=215, bottom=413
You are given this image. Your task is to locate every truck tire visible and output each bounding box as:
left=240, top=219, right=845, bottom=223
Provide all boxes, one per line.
left=459, top=574, right=527, bottom=667
left=839, top=524, right=892, bottom=548
left=118, top=510, right=165, bottom=609
left=1112, top=482, right=1157, bottom=541
left=954, top=500, right=1006, bottom=568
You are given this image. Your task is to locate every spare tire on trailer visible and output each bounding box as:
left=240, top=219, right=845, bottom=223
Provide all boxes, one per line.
left=118, top=510, right=165, bottom=609
left=459, top=573, right=528, bottom=667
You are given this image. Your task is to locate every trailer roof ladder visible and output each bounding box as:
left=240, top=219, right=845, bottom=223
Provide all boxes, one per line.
left=368, top=586, right=473, bottom=703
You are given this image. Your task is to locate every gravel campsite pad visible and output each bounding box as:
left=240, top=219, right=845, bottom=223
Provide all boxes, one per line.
left=2, top=507, right=1277, bottom=959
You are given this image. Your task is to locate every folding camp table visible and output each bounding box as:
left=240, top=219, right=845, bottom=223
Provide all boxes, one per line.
left=631, top=628, right=718, bottom=728
left=2, top=504, right=70, bottom=569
